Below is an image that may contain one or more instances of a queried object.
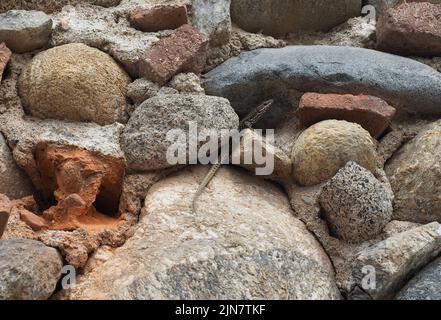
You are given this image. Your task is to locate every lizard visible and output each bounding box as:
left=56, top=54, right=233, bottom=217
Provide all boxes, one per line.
left=192, top=99, right=275, bottom=213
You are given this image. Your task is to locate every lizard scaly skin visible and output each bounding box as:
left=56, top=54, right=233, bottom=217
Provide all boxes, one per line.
left=192, top=99, right=274, bottom=213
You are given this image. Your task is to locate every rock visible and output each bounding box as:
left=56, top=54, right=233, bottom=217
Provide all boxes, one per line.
left=169, top=73, right=205, bottom=95
left=0, top=43, right=11, bottom=82
left=18, top=43, right=131, bottom=125
left=0, top=239, right=63, bottom=300
left=363, top=0, right=441, bottom=18
left=382, top=220, right=421, bottom=238
left=0, top=194, right=12, bottom=239
left=0, top=10, right=52, bottom=53
left=349, top=222, right=441, bottom=300
left=127, top=78, right=160, bottom=105
left=129, top=4, right=188, bottom=32
left=385, top=120, right=441, bottom=223
left=191, top=0, right=231, bottom=46
left=0, top=133, right=34, bottom=199
left=139, top=24, right=209, bottom=85
left=291, top=120, right=378, bottom=186
left=202, top=46, right=441, bottom=126
left=396, top=256, right=441, bottom=300
left=0, top=0, right=122, bottom=14
left=65, top=166, right=341, bottom=300
left=377, top=2, right=441, bottom=56
left=230, top=0, right=362, bottom=37
left=51, top=4, right=159, bottom=77
left=121, top=94, right=239, bottom=171
left=319, top=162, right=393, bottom=243
left=298, top=93, right=396, bottom=138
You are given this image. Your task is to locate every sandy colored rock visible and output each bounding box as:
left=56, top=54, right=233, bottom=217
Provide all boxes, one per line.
left=0, top=43, right=11, bottom=82
left=129, top=4, right=188, bottom=32
left=377, top=2, right=441, bottom=56
left=18, top=43, right=130, bottom=125
left=298, top=93, right=396, bottom=138
left=291, top=120, right=378, bottom=186
left=0, top=0, right=122, bottom=13
left=139, top=24, right=209, bottom=85
left=385, top=120, right=441, bottom=223
left=0, top=194, right=12, bottom=239
left=168, top=72, right=205, bottom=95
left=319, top=162, right=393, bottom=243
left=65, top=166, right=341, bottom=299
left=0, top=239, right=63, bottom=300
left=126, top=78, right=160, bottom=105
left=0, top=10, right=52, bottom=53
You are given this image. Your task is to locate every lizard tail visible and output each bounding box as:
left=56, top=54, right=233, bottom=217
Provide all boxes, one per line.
left=192, top=163, right=222, bottom=213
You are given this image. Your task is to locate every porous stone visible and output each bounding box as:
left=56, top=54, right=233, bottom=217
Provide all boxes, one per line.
left=363, top=0, right=441, bottom=18
left=127, top=78, right=160, bottom=105
left=0, top=239, right=63, bottom=300
left=0, top=10, right=52, bottom=53
left=129, top=4, right=188, bottom=32
left=121, top=94, right=239, bottom=171
left=0, top=0, right=122, bottom=13
left=64, top=166, right=341, bottom=300
left=319, top=162, right=393, bottom=243
left=230, top=0, right=362, bottom=37
left=349, top=222, right=441, bottom=300
left=168, top=73, right=205, bottom=95
left=377, top=2, right=441, bottom=56
left=202, top=46, right=441, bottom=127
left=298, top=93, right=396, bottom=138
left=291, top=120, right=377, bottom=186
left=18, top=43, right=131, bottom=125
left=0, top=43, right=11, bottom=82
left=396, top=256, right=441, bottom=300
left=139, top=24, right=209, bottom=85
left=385, top=120, right=441, bottom=223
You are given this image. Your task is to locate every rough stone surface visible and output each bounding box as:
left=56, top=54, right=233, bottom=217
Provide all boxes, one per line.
left=191, top=0, right=231, bottom=45
left=0, top=133, right=34, bottom=199
left=0, top=239, right=63, bottom=300
left=291, top=120, right=378, bottom=186
left=127, top=78, right=160, bottom=105
left=377, top=2, right=441, bottom=57
left=0, top=0, right=122, bottom=13
left=396, top=256, right=441, bottom=300
left=18, top=43, right=130, bottom=125
left=168, top=72, right=205, bottom=94
left=139, top=24, right=209, bottom=85
left=385, top=120, right=441, bottom=223
left=203, top=46, right=441, bottom=127
left=349, top=222, right=441, bottom=300
left=0, top=194, right=11, bottom=239
left=230, top=0, right=362, bottom=37
left=319, top=162, right=393, bottom=243
left=298, top=93, right=396, bottom=138
left=0, top=10, right=52, bottom=53
left=382, top=220, right=421, bottom=239
left=65, top=166, right=341, bottom=300
left=121, top=94, right=239, bottom=171
left=129, top=4, right=188, bottom=32
left=51, top=4, right=159, bottom=77
left=363, top=0, right=441, bottom=18
left=0, top=43, right=11, bottom=82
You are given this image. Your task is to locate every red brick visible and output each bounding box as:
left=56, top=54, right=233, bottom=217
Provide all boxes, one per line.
left=139, top=24, right=209, bottom=85
left=377, top=2, right=441, bottom=56
left=0, top=42, right=11, bottom=83
left=297, top=93, right=396, bottom=138
left=129, top=4, right=188, bottom=32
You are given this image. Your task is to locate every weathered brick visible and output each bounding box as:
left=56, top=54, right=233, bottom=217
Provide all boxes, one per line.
left=377, top=2, right=441, bottom=56
left=297, top=93, right=396, bottom=138
left=129, top=4, right=188, bottom=32
left=139, top=24, right=209, bottom=85
left=0, top=42, right=11, bottom=82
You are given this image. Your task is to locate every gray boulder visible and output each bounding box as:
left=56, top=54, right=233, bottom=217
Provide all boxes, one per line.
left=0, top=239, right=63, bottom=300
left=65, top=166, right=341, bottom=300
left=202, top=46, right=441, bottom=127
left=230, top=0, right=362, bottom=37
left=121, top=94, right=239, bottom=171
left=396, top=257, right=441, bottom=300
left=0, top=10, right=52, bottom=53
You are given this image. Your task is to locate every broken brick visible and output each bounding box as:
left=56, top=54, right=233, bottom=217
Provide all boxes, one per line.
left=297, top=93, right=396, bottom=138
left=0, top=42, right=11, bottom=82
left=129, top=4, right=188, bottom=32
left=139, top=24, right=209, bottom=85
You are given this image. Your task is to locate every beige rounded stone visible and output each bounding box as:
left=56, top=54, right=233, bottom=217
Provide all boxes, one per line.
left=291, top=120, right=377, bottom=186
left=18, top=43, right=130, bottom=125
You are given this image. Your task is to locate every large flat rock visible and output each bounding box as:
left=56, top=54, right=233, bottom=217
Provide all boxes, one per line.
left=202, top=46, right=441, bottom=126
